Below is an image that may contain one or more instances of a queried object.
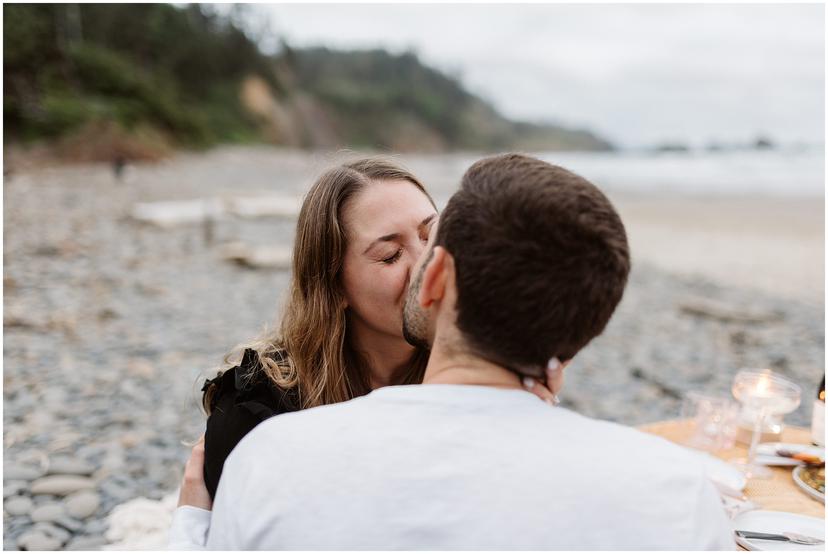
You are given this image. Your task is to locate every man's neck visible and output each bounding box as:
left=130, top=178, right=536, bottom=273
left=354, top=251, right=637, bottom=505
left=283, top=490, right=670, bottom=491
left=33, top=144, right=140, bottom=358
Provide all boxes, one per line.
left=421, top=335, right=523, bottom=390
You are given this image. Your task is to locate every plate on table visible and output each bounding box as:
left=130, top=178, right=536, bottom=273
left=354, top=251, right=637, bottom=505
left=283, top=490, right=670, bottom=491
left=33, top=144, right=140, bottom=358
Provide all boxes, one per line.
left=733, top=510, right=825, bottom=551
left=756, top=443, right=825, bottom=467
left=792, top=466, right=825, bottom=503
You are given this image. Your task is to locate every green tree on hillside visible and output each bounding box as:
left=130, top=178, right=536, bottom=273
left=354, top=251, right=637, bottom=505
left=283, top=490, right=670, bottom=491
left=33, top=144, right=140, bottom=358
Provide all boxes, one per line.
left=4, top=3, right=275, bottom=145
left=3, top=3, right=612, bottom=156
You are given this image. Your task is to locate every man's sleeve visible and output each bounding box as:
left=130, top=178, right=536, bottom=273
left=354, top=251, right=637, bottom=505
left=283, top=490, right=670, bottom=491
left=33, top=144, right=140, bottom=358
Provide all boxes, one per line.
left=167, top=506, right=211, bottom=550
left=203, top=453, right=245, bottom=550
left=693, top=472, right=737, bottom=550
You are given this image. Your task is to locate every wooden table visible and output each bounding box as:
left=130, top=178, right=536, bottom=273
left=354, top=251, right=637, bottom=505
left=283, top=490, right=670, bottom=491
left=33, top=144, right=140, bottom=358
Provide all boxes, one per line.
left=638, top=420, right=824, bottom=519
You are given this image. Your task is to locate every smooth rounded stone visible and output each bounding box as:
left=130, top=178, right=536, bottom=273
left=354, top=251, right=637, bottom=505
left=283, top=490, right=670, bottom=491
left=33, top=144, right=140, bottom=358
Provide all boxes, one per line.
left=53, top=515, right=83, bottom=533
left=99, top=480, right=132, bottom=501
left=6, top=516, right=34, bottom=539
left=65, top=535, right=108, bottom=550
left=65, top=490, right=100, bottom=519
left=24, top=411, right=56, bottom=433
left=27, top=434, right=52, bottom=447
left=4, top=464, right=44, bottom=481
left=4, top=496, right=34, bottom=516
left=100, top=450, right=126, bottom=471
left=30, top=475, right=95, bottom=496
left=4, top=481, right=29, bottom=498
left=75, top=444, right=106, bottom=460
left=100, top=497, right=121, bottom=515
left=7, top=514, right=34, bottom=528
left=46, top=457, right=96, bottom=476
left=125, top=460, right=148, bottom=478
left=30, top=502, right=65, bottom=523
left=103, top=470, right=132, bottom=488
left=31, top=522, right=71, bottom=543
left=83, top=518, right=109, bottom=535
left=47, top=431, right=85, bottom=454
left=118, top=431, right=146, bottom=449
left=16, top=531, right=61, bottom=551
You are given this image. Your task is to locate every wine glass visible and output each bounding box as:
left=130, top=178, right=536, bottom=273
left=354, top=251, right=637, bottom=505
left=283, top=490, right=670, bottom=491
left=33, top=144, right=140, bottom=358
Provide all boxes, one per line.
left=731, top=369, right=801, bottom=479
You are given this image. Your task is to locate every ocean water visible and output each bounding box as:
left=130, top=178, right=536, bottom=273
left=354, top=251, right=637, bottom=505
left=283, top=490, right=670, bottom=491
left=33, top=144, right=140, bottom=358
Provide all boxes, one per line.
left=429, top=148, right=825, bottom=198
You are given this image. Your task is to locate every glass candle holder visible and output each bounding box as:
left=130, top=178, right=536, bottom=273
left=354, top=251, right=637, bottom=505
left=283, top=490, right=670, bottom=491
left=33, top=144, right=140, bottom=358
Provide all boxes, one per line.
left=731, top=369, right=801, bottom=479
left=680, top=392, right=740, bottom=451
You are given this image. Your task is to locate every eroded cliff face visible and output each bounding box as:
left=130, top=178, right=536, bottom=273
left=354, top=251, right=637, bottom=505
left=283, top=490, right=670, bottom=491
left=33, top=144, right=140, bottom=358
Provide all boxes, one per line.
left=238, top=71, right=612, bottom=154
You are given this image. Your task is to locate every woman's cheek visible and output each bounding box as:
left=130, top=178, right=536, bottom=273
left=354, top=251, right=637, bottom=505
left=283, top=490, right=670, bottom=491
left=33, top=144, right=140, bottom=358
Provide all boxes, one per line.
left=369, top=267, right=400, bottom=310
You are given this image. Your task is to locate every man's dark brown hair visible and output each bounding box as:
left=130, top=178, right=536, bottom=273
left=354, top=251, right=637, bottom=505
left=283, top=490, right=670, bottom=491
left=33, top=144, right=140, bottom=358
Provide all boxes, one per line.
left=435, top=153, right=630, bottom=374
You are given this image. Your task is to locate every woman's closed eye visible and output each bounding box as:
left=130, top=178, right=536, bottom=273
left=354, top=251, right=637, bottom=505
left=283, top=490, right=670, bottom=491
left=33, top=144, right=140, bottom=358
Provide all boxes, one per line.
left=382, top=249, right=403, bottom=264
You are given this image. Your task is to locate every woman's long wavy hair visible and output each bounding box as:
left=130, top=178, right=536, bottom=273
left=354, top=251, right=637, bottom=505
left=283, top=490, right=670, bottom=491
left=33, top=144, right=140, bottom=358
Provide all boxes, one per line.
left=203, top=157, right=434, bottom=412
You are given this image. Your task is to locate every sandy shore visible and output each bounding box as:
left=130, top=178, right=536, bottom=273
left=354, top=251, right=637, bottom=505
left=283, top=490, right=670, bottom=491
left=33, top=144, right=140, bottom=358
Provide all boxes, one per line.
left=610, top=193, right=824, bottom=306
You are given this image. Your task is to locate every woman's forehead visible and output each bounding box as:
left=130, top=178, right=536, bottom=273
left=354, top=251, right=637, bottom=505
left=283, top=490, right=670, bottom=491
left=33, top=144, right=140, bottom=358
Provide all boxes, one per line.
left=345, top=180, right=436, bottom=238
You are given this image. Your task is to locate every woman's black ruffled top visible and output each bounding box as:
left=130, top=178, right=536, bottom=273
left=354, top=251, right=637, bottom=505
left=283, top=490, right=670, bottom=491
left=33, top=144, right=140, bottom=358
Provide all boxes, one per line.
left=201, top=348, right=300, bottom=499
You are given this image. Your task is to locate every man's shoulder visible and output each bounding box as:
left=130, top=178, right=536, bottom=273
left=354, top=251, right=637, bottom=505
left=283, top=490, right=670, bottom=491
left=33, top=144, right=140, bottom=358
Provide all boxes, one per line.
left=230, top=393, right=374, bottom=456
left=547, top=410, right=706, bottom=473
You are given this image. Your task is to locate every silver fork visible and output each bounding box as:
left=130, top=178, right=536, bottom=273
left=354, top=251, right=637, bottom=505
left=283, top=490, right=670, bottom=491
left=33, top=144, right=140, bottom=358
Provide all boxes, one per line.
left=735, top=530, right=825, bottom=545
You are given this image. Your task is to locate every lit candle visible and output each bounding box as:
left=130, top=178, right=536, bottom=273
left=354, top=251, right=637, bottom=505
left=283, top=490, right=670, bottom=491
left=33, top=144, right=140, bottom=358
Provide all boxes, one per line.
left=755, top=374, right=771, bottom=397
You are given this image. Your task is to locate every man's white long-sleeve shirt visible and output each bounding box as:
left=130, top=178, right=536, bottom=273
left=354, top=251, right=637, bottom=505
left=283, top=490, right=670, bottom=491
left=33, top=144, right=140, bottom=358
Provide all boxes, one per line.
left=190, top=384, right=734, bottom=549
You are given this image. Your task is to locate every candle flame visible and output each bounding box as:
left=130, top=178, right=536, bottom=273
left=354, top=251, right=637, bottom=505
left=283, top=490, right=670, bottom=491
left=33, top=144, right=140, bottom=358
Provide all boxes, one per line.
left=756, top=374, right=771, bottom=395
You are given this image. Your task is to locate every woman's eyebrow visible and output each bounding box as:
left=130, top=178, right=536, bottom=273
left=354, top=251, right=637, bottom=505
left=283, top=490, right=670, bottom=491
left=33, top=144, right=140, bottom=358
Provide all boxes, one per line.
left=363, top=214, right=437, bottom=255
left=418, top=213, right=437, bottom=232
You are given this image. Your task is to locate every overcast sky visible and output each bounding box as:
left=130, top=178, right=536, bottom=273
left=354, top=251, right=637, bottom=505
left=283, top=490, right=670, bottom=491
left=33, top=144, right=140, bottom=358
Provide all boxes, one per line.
left=228, top=3, right=825, bottom=148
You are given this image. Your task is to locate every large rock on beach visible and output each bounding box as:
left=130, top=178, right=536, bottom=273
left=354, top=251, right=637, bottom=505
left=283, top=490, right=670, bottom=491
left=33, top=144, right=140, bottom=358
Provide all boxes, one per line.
left=129, top=198, right=224, bottom=228
left=83, top=518, right=109, bottom=536
left=17, top=531, right=62, bottom=551
left=46, top=457, right=96, bottom=476
left=31, top=502, right=66, bottom=523
left=53, top=515, right=84, bottom=533
left=30, top=475, right=95, bottom=496
left=4, top=481, right=29, bottom=498
left=32, top=522, right=71, bottom=544
left=5, top=516, right=32, bottom=539
left=220, top=241, right=292, bottom=269
left=4, top=495, right=34, bottom=516
left=65, top=490, right=101, bottom=519
left=5, top=463, right=44, bottom=481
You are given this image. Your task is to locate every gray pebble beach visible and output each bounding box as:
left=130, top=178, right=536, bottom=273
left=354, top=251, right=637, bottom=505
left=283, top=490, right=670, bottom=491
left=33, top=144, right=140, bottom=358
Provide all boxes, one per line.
left=4, top=146, right=824, bottom=549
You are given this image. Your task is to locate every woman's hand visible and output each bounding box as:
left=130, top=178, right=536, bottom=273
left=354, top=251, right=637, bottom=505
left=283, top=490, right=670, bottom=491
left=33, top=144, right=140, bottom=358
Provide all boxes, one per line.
left=177, top=433, right=212, bottom=510
left=522, top=359, right=570, bottom=405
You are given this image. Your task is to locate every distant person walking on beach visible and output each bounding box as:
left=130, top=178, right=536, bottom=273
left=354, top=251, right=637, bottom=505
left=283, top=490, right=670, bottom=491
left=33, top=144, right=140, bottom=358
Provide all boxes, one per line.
left=183, top=154, right=733, bottom=549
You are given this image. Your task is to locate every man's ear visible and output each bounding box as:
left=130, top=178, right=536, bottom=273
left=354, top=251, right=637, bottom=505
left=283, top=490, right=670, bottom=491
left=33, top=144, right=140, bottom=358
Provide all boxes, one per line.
left=417, top=246, right=449, bottom=308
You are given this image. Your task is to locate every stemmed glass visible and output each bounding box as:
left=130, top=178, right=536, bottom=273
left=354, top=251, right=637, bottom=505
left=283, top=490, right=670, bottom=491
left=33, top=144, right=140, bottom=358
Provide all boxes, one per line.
left=731, top=369, right=801, bottom=479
